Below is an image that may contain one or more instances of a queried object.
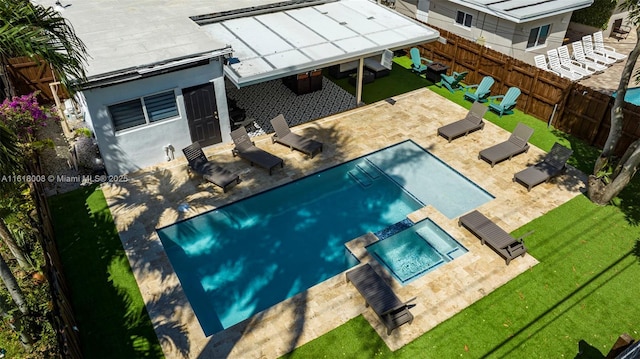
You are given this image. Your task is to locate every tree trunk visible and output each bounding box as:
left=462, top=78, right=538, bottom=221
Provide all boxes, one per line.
left=593, top=26, right=640, bottom=175
left=0, top=251, right=29, bottom=316
left=0, top=291, right=33, bottom=350
left=0, top=218, right=32, bottom=269
left=588, top=138, right=640, bottom=204
left=0, top=251, right=34, bottom=348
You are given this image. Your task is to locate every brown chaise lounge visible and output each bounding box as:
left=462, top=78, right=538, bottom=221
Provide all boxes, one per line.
left=346, top=263, right=415, bottom=335
left=182, top=142, right=239, bottom=192
left=513, top=142, right=573, bottom=191
left=270, top=114, right=323, bottom=158
left=230, top=127, right=284, bottom=175
left=458, top=210, right=530, bottom=265
left=479, top=122, right=534, bottom=167
left=437, top=101, right=488, bottom=142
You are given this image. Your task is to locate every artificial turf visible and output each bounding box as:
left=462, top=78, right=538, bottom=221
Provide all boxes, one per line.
left=48, top=185, right=164, bottom=359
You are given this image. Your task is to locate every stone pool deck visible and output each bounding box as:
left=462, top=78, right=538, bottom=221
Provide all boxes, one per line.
left=102, top=88, right=586, bottom=359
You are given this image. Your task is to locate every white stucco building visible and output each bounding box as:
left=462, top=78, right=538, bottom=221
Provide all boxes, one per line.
left=34, top=0, right=440, bottom=174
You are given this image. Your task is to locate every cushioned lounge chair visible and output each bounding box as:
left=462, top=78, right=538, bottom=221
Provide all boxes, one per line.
left=182, top=142, right=240, bottom=192
left=270, top=114, right=323, bottom=158
left=437, top=101, right=488, bottom=142
left=410, top=47, right=430, bottom=74
left=488, top=87, right=521, bottom=117
left=231, top=127, right=284, bottom=175
left=458, top=210, right=530, bottom=265
left=513, top=142, right=573, bottom=191
left=439, top=71, right=468, bottom=93
left=479, top=122, right=534, bottom=167
left=346, top=263, right=415, bottom=335
left=463, top=76, right=494, bottom=103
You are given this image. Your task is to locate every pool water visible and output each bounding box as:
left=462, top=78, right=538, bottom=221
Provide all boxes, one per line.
left=613, top=87, right=640, bottom=105
left=156, top=140, right=492, bottom=335
left=366, top=219, right=467, bottom=285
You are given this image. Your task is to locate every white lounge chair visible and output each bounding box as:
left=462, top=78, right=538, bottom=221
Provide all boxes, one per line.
left=546, top=49, right=583, bottom=81
left=582, top=35, right=616, bottom=65
left=534, top=54, right=560, bottom=76
left=556, top=46, right=593, bottom=78
left=571, top=41, right=608, bottom=72
left=593, top=31, right=627, bottom=62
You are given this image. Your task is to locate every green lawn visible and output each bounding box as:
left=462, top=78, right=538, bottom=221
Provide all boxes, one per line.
left=48, top=186, right=164, bottom=358
left=48, top=59, right=640, bottom=358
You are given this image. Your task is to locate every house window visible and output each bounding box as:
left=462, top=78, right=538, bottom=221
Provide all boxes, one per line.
left=109, top=90, right=179, bottom=131
left=527, top=24, right=550, bottom=48
left=455, top=11, right=472, bottom=27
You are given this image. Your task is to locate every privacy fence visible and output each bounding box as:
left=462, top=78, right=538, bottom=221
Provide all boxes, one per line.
left=416, top=26, right=640, bottom=156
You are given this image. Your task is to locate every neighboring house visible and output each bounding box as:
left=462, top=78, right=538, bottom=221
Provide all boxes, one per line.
left=395, top=0, right=593, bottom=65
left=33, top=0, right=439, bottom=175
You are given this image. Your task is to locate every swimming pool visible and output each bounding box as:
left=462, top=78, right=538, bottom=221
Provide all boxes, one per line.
left=156, top=140, right=492, bottom=335
left=367, top=219, right=467, bottom=285
left=613, top=87, right=640, bottom=106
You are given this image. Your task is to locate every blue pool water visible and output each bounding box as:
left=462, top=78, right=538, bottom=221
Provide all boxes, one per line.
left=367, top=219, right=468, bottom=285
left=613, top=87, right=640, bottom=105
left=156, top=140, right=492, bottom=335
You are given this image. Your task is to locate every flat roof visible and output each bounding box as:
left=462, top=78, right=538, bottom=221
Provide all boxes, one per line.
left=32, top=0, right=285, bottom=82
left=205, top=0, right=439, bottom=87
left=450, top=0, right=593, bottom=23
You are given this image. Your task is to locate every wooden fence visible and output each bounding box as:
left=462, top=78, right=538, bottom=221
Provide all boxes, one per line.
left=418, top=26, right=640, bottom=156
left=5, top=56, right=65, bottom=102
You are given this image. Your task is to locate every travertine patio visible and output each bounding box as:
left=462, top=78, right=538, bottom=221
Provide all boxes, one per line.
left=102, top=88, right=586, bottom=359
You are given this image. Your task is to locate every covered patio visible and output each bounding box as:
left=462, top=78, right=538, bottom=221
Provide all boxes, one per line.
left=104, top=88, right=586, bottom=358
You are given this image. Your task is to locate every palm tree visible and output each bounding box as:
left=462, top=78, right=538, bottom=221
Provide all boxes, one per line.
left=0, top=0, right=88, bottom=92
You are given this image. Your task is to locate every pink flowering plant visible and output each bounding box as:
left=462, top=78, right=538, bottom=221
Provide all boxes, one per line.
left=0, top=91, right=55, bottom=142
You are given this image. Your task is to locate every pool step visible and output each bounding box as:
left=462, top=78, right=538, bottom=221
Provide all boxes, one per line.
left=348, top=168, right=372, bottom=187
left=356, top=159, right=382, bottom=179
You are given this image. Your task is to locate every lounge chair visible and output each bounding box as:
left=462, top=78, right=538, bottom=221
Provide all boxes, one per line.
left=346, top=263, right=415, bottom=335
left=463, top=76, right=494, bottom=103
left=437, top=101, right=487, bottom=142
left=556, top=46, right=594, bottom=78
left=230, top=127, right=284, bottom=175
left=534, top=55, right=561, bottom=76
left=487, top=87, right=521, bottom=117
left=409, top=47, right=430, bottom=74
left=182, top=142, right=240, bottom=192
left=439, top=71, right=468, bottom=93
left=479, top=122, right=534, bottom=167
left=546, top=48, right=584, bottom=81
left=458, top=210, right=530, bottom=265
left=582, top=35, right=616, bottom=65
left=592, top=31, right=627, bottom=62
left=513, top=142, right=573, bottom=191
left=270, top=114, right=323, bottom=158
left=571, top=41, right=608, bottom=72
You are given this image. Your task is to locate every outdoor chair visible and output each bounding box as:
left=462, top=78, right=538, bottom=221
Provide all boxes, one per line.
left=409, top=47, right=431, bottom=74
left=459, top=210, right=531, bottom=265
left=346, top=263, right=415, bottom=335
left=546, top=48, right=584, bottom=81
left=463, top=76, right=494, bottom=103
left=582, top=35, right=616, bottom=65
left=611, top=18, right=631, bottom=40
left=270, top=114, right=323, bottom=158
left=437, top=101, right=488, bottom=142
left=513, top=142, right=573, bottom=191
left=487, top=87, right=521, bottom=117
left=593, top=31, right=627, bottom=62
left=534, top=55, right=560, bottom=76
left=571, top=41, right=608, bottom=72
left=230, top=126, right=284, bottom=175
left=182, top=142, right=240, bottom=192
left=479, top=122, right=534, bottom=167
left=557, top=46, right=594, bottom=77
left=439, top=71, right=468, bottom=93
